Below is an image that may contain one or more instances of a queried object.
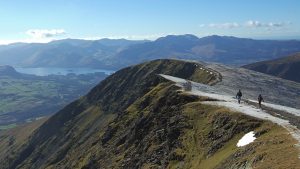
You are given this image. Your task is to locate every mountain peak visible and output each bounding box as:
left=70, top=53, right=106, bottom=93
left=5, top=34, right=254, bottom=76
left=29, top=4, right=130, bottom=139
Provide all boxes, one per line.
left=201, top=35, right=251, bottom=41
left=156, top=34, right=199, bottom=42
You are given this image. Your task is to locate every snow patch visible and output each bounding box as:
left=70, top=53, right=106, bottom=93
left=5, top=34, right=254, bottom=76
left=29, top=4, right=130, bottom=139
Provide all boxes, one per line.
left=237, top=131, right=256, bottom=147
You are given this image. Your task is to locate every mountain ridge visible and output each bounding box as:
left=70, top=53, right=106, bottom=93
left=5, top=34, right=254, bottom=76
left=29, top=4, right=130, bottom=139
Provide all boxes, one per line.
left=1, top=35, right=300, bottom=69
left=112, top=34, right=300, bottom=67
left=2, top=59, right=300, bottom=169
left=243, top=52, right=300, bottom=83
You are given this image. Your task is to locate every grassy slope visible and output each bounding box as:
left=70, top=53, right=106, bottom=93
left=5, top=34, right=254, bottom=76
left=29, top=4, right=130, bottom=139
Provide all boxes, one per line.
left=2, top=59, right=218, bottom=169
left=173, top=103, right=300, bottom=169
left=0, top=117, right=48, bottom=164
left=87, top=83, right=300, bottom=169
left=2, top=59, right=299, bottom=169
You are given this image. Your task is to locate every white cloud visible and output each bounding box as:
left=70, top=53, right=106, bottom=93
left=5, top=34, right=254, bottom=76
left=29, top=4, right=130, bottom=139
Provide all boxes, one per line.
left=245, top=20, right=289, bottom=28
left=208, top=22, right=240, bottom=29
left=268, top=22, right=284, bottom=27
left=199, top=20, right=290, bottom=30
left=199, top=24, right=206, bottom=28
left=0, top=29, right=67, bottom=45
left=26, top=29, right=66, bottom=39
left=245, top=20, right=263, bottom=27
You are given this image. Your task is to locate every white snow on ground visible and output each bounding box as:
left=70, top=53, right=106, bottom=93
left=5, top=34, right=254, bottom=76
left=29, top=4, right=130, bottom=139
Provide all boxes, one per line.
left=159, top=74, right=300, bottom=153
left=237, top=131, right=256, bottom=147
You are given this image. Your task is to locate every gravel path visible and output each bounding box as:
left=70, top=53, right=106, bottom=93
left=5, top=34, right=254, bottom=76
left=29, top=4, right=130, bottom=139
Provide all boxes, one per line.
left=160, top=73, right=300, bottom=156
left=205, top=63, right=300, bottom=109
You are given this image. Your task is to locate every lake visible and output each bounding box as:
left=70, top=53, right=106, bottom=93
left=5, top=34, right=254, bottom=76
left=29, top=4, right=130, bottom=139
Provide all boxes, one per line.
left=15, top=67, right=115, bottom=76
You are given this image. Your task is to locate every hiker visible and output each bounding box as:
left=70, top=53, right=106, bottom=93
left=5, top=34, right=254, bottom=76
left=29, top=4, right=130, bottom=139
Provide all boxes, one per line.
left=258, top=94, right=264, bottom=108
left=236, top=89, right=242, bottom=104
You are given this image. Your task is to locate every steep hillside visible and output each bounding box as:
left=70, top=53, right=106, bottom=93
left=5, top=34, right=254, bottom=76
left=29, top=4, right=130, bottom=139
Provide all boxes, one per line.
left=0, top=118, right=48, bottom=164
left=2, top=60, right=300, bottom=169
left=243, top=53, right=300, bottom=83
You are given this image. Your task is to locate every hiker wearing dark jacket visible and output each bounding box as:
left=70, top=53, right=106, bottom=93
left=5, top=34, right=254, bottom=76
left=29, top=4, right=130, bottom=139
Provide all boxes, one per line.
left=258, top=94, right=264, bottom=108
left=236, top=89, right=242, bottom=104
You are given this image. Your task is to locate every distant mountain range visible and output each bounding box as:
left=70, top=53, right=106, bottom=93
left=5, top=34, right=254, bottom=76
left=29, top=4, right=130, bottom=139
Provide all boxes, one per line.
left=113, top=35, right=300, bottom=66
left=1, top=35, right=300, bottom=69
left=243, top=52, right=300, bottom=83
left=0, top=38, right=147, bottom=69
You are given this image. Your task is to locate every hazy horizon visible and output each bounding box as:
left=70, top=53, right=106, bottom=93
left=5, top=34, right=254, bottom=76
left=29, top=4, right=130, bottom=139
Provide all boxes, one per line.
left=1, top=0, right=300, bottom=44
left=1, top=34, right=300, bottom=46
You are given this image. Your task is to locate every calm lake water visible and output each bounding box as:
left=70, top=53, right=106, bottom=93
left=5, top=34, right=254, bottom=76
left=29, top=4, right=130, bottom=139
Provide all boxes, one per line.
left=15, top=67, right=115, bottom=76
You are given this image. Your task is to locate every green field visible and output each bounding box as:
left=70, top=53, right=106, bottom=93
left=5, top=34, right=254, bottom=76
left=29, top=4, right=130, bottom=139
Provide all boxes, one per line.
left=0, top=73, right=107, bottom=128
left=0, top=123, right=17, bottom=130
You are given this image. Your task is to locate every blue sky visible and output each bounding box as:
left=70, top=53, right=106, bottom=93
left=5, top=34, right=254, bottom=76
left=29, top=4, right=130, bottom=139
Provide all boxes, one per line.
left=0, top=0, right=299, bottom=44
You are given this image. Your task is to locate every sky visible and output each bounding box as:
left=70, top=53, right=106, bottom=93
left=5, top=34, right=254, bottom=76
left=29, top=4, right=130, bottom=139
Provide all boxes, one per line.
left=0, top=0, right=300, bottom=44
